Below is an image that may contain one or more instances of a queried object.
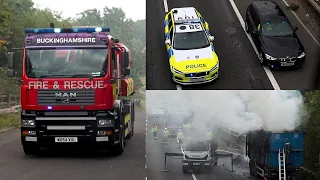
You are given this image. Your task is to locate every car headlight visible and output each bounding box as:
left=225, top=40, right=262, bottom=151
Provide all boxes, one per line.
left=209, top=62, right=219, bottom=72
left=98, top=119, right=113, bottom=127
left=172, top=67, right=184, bottom=75
left=297, top=52, right=305, bottom=58
left=265, top=54, right=277, bottom=60
left=21, top=120, right=35, bottom=127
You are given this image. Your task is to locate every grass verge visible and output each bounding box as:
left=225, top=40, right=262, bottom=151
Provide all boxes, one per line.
left=0, top=113, right=20, bottom=130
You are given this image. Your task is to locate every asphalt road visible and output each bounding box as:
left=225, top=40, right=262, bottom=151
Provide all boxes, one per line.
left=146, top=117, right=256, bottom=180
left=0, top=110, right=146, bottom=180
left=146, top=0, right=320, bottom=90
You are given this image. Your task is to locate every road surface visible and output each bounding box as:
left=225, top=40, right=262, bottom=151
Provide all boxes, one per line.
left=146, top=0, right=320, bottom=90
left=146, top=117, right=256, bottom=180
left=0, top=110, right=146, bottom=180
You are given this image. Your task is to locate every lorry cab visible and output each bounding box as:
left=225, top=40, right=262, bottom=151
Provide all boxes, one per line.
left=181, top=137, right=217, bottom=173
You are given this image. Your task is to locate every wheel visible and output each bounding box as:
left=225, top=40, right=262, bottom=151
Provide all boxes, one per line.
left=111, top=132, right=124, bottom=156
left=22, top=144, right=41, bottom=156
left=183, top=169, right=188, bottom=173
left=258, top=51, right=266, bottom=65
left=245, top=20, right=249, bottom=33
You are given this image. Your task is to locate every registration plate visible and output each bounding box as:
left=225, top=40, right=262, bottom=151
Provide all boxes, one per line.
left=280, top=62, right=294, bottom=66
left=193, top=163, right=200, bottom=165
left=190, top=78, right=205, bottom=82
left=55, top=137, right=78, bottom=143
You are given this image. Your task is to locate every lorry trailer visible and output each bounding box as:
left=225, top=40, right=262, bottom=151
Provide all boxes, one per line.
left=246, top=130, right=304, bottom=180
left=7, top=24, right=136, bottom=156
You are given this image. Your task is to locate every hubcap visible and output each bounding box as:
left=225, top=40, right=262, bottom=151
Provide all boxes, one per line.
left=259, top=53, right=263, bottom=63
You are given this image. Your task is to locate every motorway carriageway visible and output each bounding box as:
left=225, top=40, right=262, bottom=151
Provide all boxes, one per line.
left=0, top=111, right=146, bottom=180
left=146, top=117, right=258, bottom=180
left=146, top=0, right=320, bottom=90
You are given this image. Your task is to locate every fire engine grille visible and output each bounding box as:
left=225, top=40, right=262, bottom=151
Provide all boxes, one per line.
left=37, top=90, right=95, bottom=106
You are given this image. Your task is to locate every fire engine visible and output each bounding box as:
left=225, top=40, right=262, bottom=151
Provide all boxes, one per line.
left=7, top=23, right=136, bottom=156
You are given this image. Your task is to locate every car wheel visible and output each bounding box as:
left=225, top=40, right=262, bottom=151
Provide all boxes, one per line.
left=245, top=21, right=249, bottom=33
left=258, top=52, right=265, bottom=65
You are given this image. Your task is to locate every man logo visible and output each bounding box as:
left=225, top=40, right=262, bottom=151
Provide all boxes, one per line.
left=55, top=92, right=77, bottom=98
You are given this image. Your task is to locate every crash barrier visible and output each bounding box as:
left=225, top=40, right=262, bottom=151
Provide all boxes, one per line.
left=0, top=105, right=21, bottom=115
left=306, top=0, right=320, bottom=15
left=161, top=150, right=236, bottom=172
left=0, top=94, right=20, bottom=109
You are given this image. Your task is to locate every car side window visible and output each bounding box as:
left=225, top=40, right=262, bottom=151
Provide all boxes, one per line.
left=169, top=26, right=173, bottom=42
left=251, top=8, right=259, bottom=28
left=168, top=13, right=173, bottom=29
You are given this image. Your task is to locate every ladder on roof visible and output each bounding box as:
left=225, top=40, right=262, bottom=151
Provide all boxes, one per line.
left=278, top=148, right=286, bottom=180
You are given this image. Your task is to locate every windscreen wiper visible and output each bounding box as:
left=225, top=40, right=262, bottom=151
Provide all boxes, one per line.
left=38, top=74, right=71, bottom=78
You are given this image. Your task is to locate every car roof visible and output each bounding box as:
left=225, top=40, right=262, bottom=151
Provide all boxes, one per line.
left=185, top=137, right=208, bottom=142
left=253, top=1, right=288, bottom=22
left=172, top=7, right=199, bottom=22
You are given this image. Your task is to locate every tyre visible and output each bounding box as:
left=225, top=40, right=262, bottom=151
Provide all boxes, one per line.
left=22, top=144, right=41, bottom=156
left=245, top=20, right=249, bottom=33
left=111, top=133, right=124, bottom=156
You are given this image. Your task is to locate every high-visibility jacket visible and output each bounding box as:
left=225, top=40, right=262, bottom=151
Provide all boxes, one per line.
left=183, top=123, right=191, bottom=128
left=163, top=129, right=169, bottom=136
left=257, top=24, right=260, bottom=31
left=207, top=132, right=214, bottom=140
left=151, top=126, right=157, bottom=132
left=177, top=132, right=184, bottom=140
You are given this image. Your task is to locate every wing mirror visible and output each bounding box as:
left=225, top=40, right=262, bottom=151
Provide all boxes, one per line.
left=165, top=39, right=171, bottom=45
left=209, top=36, right=215, bottom=41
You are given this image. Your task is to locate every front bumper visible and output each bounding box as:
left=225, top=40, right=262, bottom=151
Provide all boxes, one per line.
left=266, top=56, right=305, bottom=69
left=182, top=160, right=212, bottom=170
left=171, top=68, right=219, bottom=85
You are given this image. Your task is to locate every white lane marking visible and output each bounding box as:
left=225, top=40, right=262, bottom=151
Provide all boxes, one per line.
left=163, top=0, right=169, bottom=12
left=282, top=0, right=320, bottom=46
left=176, top=85, right=182, bottom=90
left=228, top=0, right=281, bottom=90
left=191, top=173, right=197, bottom=180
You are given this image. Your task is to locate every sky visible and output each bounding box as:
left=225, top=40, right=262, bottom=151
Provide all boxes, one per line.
left=32, top=0, right=146, bottom=21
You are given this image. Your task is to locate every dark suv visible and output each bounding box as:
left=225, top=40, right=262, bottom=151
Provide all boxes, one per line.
left=245, top=1, right=305, bottom=69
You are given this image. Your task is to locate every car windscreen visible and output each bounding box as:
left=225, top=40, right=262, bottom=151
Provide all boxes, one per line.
left=173, top=31, right=210, bottom=50
left=184, top=140, right=209, bottom=151
left=25, top=48, right=108, bottom=78
left=261, top=21, right=293, bottom=36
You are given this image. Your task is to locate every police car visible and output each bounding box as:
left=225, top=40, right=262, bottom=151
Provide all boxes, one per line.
left=164, top=7, right=219, bottom=85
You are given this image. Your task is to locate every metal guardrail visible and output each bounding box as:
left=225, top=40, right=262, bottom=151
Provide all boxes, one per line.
left=306, top=0, right=320, bottom=15
left=0, top=105, right=21, bottom=115
left=0, top=94, right=20, bottom=108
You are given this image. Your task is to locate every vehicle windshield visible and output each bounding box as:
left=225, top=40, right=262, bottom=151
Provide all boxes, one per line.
left=26, top=48, right=108, bottom=78
left=261, top=21, right=293, bottom=36
left=173, top=31, right=209, bottom=50
left=184, top=140, right=209, bottom=151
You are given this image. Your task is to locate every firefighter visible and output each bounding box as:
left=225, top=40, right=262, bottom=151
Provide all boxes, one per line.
left=177, top=129, right=184, bottom=146
left=163, top=127, right=169, bottom=145
left=151, top=124, right=158, bottom=140
left=206, top=129, right=217, bottom=156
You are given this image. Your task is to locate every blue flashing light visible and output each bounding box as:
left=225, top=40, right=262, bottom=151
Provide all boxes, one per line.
left=190, top=73, right=194, bottom=77
left=25, top=27, right=110, bottom=34
left=47, top=106, right=52, bottom=110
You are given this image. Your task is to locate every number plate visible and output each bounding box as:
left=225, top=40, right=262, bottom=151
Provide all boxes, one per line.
left=193, top=163, right=200, bottom=165
left=280, top=62, right=294, bottom=66
left=55, top=137, right=78, bottom=143
left=190, top=78, right=205, bottom=82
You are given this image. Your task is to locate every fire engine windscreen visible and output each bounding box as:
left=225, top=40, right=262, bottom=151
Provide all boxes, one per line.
left=184, top=139, right=209, bottom=151
left=26, top=48, right=108, bottom=78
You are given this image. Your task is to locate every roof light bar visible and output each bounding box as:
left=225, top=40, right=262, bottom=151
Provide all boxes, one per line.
left=25, top=27, right=110, bottom=34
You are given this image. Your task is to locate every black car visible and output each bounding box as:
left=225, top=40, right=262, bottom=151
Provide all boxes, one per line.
left=245, top=1, right=305, bottom=69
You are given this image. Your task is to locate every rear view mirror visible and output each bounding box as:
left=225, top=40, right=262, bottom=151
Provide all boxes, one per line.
left=7, top=52, right=15, bottom=69
left=123, top=68, right=130, bottom=76
left=165, top=39, right=171, bottom=45
left=122, top=51, right=130, bottom=68
left=7, top=69, right=15, bottom=77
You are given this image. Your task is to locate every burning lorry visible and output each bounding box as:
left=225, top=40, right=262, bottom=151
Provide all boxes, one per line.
left=7, top=25, right=136, bottom=156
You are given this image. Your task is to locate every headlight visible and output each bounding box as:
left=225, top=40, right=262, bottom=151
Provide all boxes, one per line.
left=172, top=67, right=184, bottom=75
left=209, top=62, right=219, bottom=72
left=265, top=54, right=277, bottom=60
left=98, top=119, right=113, bottom=127
left=21, top=120, right=35, bottom=127
left=297, top=52, right=305, bottom=58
